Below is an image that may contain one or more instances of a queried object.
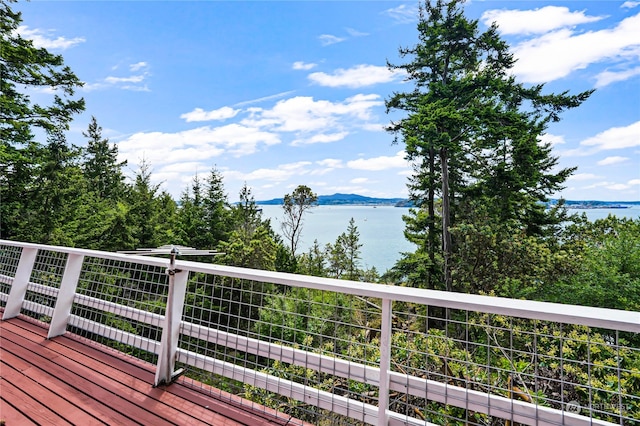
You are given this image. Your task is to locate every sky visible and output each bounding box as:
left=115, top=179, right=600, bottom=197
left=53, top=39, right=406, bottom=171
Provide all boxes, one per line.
left=15, top=0, right=640, bottom=202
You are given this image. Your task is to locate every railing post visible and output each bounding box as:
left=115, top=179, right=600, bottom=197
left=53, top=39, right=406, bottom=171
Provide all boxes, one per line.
left=378, top=298, right=392, bottom=426
left=2, top=247, right=38, bottom=320
left=48, top=253, right=85, bottom=338
left=154, top=249, right=188, bottom=387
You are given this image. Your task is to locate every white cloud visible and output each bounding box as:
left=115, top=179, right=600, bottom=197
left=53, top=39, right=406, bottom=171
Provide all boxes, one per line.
left=180, top=107, right=240, bottom=122
left=129, top=62, right=148, bottom=71
left=291, top=132, right=349, bottom=146
left=482, top=6, right=603, bottom=35
left=622, top=1, right=640, bottom=9
left=581, top=121, right=640, bottom=150
left=383, top=4, right=417, bottom=24
left=292, top=61, right=317, bottom=70
left=362, top=123, right=385, bottom=132
left=350, top=177, right=370, bottom=184
left=629, top=179, right=640, bottom=185
left=510, top=13, right=640, bottom=83
left=316, top=159, right=343, bottom=169
left=347, top=151, right=408, bottom=171
left=229, top=161, right=312, bottom=183
left=105, top=75, right=146, bottom=84
left=233, top=91, right=296, bottom=107
left=117, top=124, right=281, bottom=167
left=595, top=66, right=640, bottom=88
left=567, top=173, right=602, bottom=181
left=539, top=133, right=566, bottom=146
left=308, top=64, right=405, bottom=88
left=121, top=84, right=150, bottom=92
left=16, top=25, right=85, bottom=49
left=242, top=94, right=383, bottom=134
left=597, top=156, right=629, bottom=165
left=346, top=28, right=368, bottom=37
left=83, top=65, right=151, bottom=92
left=318, top=34, right=345, bottom=46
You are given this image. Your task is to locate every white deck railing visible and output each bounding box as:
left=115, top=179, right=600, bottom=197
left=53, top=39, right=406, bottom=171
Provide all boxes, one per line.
left=1, top=240, right=638, bottom=426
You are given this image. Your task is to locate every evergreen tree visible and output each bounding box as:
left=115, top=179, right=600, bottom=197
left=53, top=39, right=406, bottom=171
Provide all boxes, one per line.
left=218, top=184, right=277, bottom=270
left=176, top=174, right=208, bottom=248
left=386, top=0, right=592, bottom=292
left=126, top=159, right=178, bottom=249
left=342, top=218, right=363, bottom=281
left=82, top=116, right=126, bottom=200
left=202, top=166, right=231, bottom=247
left=297, top=240, right=327, bottom=277
left=23, top=129, right=84, bottom=245
left=1, top=0, right=85, bottom=239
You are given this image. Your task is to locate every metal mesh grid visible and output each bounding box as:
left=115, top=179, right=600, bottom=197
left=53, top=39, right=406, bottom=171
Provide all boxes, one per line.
left=69, top=256, right=168, bottom=363
left=177, top=275, right=383, bottom=425
left=20, top=249, right=67, bottom=322
left=0, top=244, right=22, bottom=305
left=388, top=307, right=640, bottom=426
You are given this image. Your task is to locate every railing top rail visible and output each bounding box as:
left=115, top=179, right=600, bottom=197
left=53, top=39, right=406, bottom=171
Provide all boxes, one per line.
left=0, top=239, right=170, bottom=268
left=2, top=239, right=638, bottom=333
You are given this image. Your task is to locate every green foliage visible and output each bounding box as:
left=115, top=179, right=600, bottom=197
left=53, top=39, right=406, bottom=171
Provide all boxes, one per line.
left=537, top=215, right=640, bottom=311
left=386, top=0, right=592, bottom=293
left=1, top=0, right=85, bottom=240
left=256, top=287, right=359, bottom=350
left=0, top=0, right=85, bottom=145
left=217, top=184, right=278, bottom=270
left=281, top=185, right=318, bottom=256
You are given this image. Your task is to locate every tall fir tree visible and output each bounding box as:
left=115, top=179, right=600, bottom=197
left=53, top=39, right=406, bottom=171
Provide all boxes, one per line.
left=386, top=0, right=592, bottom=292
left=1, top=0, right=85, bottom=240
left=82, top=116, right=127, bottom=200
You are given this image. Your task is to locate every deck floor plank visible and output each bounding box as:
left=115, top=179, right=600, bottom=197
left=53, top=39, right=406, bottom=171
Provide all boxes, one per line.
left=0, top=316, right=296, bottom=426
left=2, top=322, right=175, bottom=426
left=0, top=376, right=72, bottom=425
left=0, top=395, right=39, bottom=426
left=1, top=341, right=134, bottom=425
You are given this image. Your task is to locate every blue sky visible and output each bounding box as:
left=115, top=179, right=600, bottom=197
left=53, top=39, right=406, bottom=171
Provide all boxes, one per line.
left=16, top=0, right=640, bottom=202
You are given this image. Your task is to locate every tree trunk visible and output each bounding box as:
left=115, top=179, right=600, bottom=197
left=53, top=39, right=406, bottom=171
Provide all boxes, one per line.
left=428, top=146, right=436, bottom=290
left=440, top=147, right=452, bottom=293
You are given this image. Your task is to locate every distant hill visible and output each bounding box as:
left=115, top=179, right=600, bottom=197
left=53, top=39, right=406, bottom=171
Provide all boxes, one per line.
left=257, top=193, right=410, bottom=206
left=549, top=199, right=640, bottom=209
left=257, top=194, right=639, bottom=208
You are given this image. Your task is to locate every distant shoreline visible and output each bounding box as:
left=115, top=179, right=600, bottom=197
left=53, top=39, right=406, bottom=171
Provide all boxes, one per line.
left=257, top=193, right=640, bottom=208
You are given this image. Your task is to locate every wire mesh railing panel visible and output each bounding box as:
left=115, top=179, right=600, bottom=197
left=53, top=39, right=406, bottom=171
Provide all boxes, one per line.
left=1, top=240, right=636, bottom=426
left=69, top=256, right=168, bottom=364
left=0, top=244, right=22, bottom=306
left=20, top=249, right=68, bottom=322
left=177, top=273, right=383, bottom=425
left=387, top=307, right=640, bottom=426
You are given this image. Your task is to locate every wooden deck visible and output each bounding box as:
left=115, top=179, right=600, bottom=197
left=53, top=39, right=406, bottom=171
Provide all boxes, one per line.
left=0, top=315, right=298, bottom=426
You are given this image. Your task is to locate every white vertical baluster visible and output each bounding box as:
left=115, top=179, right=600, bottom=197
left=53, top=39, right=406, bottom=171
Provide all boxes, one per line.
left=378, top=298, right=392, bottom=426
left=2, top=247, right=38, bottom=320
left=48, top=253, right=85, bottom=338
left=154, top=249, right=188, bottom=386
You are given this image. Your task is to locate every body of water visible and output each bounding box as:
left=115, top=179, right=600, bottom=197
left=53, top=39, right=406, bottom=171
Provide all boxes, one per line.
left=259, top=204, right=640, bottom=272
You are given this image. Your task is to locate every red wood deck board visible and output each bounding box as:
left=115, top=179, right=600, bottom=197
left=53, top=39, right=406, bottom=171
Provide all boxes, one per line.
left=1, top=354, right=101, bottom=425
left=10, top=317, right=304, bottom=426
left=2, top=320, right=198, bottom=426
left=0, top=395, right=39, bottom=426
left=4, top=320, right=247, bottom=426
left=0, top=377, right=71, bottom=425
left=1, top=340, right=133, bottom=425
left=0, top=315, right=299, bottom=426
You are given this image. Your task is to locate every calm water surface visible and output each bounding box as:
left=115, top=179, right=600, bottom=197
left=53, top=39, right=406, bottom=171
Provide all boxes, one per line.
left=260, top=204, right=640, bottom=272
